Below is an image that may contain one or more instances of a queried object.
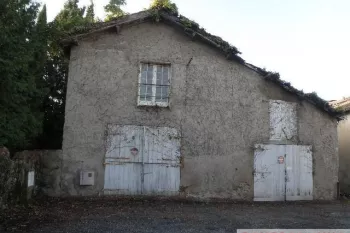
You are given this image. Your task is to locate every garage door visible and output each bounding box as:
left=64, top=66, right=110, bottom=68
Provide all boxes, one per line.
left=254, top=144, right=313, bottom=201
left=104, top=125, right=181, bottom=195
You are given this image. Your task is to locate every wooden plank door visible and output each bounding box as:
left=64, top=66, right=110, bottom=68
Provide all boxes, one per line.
left=142, top=126, right=181, bottom=195
left=104, top=125, right=143, bottom=195
left=285, top=145, right=313, bottom=200
left=254, top=144, right=286, bottom=201
left=104, top=125, right=180, bottom=196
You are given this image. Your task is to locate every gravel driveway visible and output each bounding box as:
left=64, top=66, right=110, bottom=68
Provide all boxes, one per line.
left=1, top=198, right=350, bottom=232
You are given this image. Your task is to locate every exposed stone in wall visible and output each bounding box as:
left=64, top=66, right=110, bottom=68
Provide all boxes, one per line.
left=15, top=150, right=63, bottom=197
left=0, top=149, right=62, bottom=209
left=0, top=148, right=37, bottom=209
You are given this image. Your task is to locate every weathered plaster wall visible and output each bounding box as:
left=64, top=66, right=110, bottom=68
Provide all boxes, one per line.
left=338, top=114, right=350, bottom=194
left=62, top=22, right=338, bottom=200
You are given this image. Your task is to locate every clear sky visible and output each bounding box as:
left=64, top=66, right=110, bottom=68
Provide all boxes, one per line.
left=43, top=0, right=350, bottom=100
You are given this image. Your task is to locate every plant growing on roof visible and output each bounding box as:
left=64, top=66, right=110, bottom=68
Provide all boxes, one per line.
left=104, top=0, right=126, bottom=21
left=150, top=0, right=178, bottom=16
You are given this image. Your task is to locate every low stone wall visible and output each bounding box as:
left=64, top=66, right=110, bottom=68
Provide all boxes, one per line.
left=0, top=148, right=37, bottom=209
left=15, top=150, right=63, bottom=197
left=0, top=148, right=63, bottom=209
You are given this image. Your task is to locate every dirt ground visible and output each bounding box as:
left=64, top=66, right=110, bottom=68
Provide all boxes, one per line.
left=1, top=198, right=350, bottom=232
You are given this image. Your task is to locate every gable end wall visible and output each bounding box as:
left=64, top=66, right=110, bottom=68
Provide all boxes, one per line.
left=61, top=22, right=338, bottom=200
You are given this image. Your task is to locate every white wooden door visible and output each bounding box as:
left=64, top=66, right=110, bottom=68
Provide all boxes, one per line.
left=254, top=144, right=313, bottom=201
left=104, top=125, right=143, bottom=194
left=254, top=144, right=286, bottom=201
left=285, top=145, right=313, bottom=200
left=104, top=125, right=180, bottom=195
left=143, top=127, right=181, bottom=195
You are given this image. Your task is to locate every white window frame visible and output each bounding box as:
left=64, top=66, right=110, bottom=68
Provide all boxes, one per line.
left=137, top=63, right=171, bottom=107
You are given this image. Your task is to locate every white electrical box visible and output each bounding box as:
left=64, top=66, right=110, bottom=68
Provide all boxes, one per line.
left=28, top=171, right=35, bottom=187
left=80, top=171, right=95, bottom=186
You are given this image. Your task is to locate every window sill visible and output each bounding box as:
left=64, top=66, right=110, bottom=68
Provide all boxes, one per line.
left=137, top=101, right=169, bottom=108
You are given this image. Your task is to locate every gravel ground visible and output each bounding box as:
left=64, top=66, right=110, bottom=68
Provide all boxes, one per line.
left=1, top=198, right=350, bottom=232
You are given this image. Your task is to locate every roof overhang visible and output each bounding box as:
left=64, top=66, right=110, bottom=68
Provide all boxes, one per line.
left=60, top=9, right=343, bottom=120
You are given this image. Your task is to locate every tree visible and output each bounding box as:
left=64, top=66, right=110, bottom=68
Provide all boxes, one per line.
left=38, top=0, right=96, bottom=149
left=104, top=0, right=126, bottom=21
left=0, top=0, right=48, bottom=150
left=85, top=0, right=95, bottom=23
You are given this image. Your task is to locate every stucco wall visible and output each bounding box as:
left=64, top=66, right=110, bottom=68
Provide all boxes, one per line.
left=338, top=114, right=350, bottom=194
left=62, top=22, right=338, bottom=200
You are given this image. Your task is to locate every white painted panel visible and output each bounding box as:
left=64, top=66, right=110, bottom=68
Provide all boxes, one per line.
left=286, top=145, right=313, bottom=201
left=254, top=144, right=286, bottom=201
left=143, top=126, right=180, bottom=195
left=143, top=126, right=181, bottom=164
left=106, top=125, right=143, bottom=162
left=104, top=125, right=180, bottom=196
left=28, top=171, right=35, bottom=187
left=269, top=100, right=297, bottom=141
left=143, top=164, right=180, bottom=195
left=104, top=159, right=141, bottom=195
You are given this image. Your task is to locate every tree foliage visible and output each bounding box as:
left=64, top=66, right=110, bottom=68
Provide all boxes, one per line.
left=104, top=0, right=126, bottom=21
left=39, top=0, right=96, bottom=149
left=85, top=0, right=95, bottom=23
left=0, top=0, right=47, bottom=150
left=150, top=0, right=178, bottom=15
left=0, top=0, right=132, bottom=150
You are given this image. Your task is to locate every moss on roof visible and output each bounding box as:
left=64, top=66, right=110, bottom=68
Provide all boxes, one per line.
left=60, top=9, right=343, bottom=120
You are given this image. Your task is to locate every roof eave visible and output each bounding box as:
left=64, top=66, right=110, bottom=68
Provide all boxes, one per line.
left=59, top=10, right=341, bottom=120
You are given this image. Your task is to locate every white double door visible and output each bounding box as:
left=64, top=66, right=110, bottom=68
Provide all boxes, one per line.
left=254, top=144, right=313, bottom=201
left=104, top=125, right=181, bottom=195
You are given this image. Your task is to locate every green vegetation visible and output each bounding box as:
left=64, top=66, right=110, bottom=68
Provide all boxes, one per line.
left=104, top=0, right=126, bottom=21
left=0, top=0, right=47, bottom=149
left=150, top=0, right=178, bottom=15
left=0, top=0, right=342, bottom=151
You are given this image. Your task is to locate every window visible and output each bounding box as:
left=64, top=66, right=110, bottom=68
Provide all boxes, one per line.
left=138, top=63, right=171, bottom=107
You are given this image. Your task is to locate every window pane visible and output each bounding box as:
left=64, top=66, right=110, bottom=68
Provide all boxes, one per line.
left=139, top=84, right=147, bottom=100
left=145, top=85, right=152, bottom=101
left=155, top=86, right=162, bottom=102
left=157, top=70, right=163, bottom=85
left=147, top=65, right=153, bottom=84
left=161, top=86, right=169, bottom=102
left=163, top=71, right=169, bottom=85
left=141, top=71, right=147, bottom=84
left=155, top=86, right=169, bottom=103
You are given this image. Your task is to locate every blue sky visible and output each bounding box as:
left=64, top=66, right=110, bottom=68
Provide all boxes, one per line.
left=43, top=0, right=350, bottom=100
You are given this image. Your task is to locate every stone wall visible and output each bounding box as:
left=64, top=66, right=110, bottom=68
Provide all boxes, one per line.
left=0, top=149, right=62, bottom=209
left=0, top=148, right=36, bottom=209
left=15, top=150, right=63, bottom=197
